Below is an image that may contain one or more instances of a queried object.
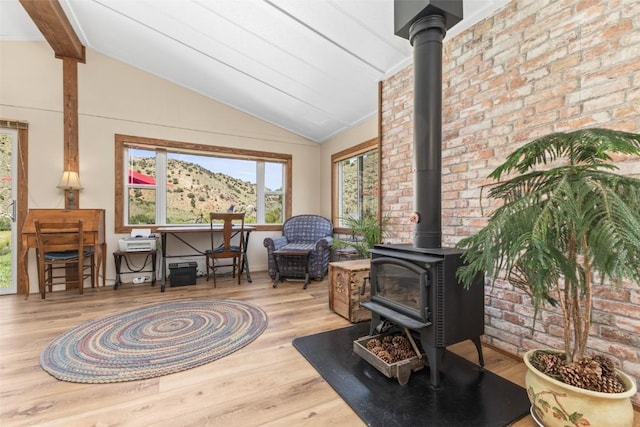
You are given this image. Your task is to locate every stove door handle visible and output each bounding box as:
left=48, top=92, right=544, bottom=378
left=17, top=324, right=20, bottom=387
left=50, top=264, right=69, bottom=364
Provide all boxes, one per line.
left=360, top=276, right=369, bottom=296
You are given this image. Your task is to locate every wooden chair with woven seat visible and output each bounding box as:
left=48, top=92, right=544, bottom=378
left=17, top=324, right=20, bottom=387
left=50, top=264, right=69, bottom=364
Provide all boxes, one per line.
left=34, top=220, right=96, bottom=299
left=205, top=212, right=245, bottom=287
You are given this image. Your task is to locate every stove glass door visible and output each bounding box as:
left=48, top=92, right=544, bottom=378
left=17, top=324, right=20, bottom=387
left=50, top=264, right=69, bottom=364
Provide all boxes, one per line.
left=371, top=257, right=430, bottom=322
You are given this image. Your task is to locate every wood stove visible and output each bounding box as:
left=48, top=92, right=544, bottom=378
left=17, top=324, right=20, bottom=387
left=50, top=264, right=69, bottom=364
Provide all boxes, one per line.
left=361, top=244, right=484, bottom=387
left=357, top=0, right=485, bottom=387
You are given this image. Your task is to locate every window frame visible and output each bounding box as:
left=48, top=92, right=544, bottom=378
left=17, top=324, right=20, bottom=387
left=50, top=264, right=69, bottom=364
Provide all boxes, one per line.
left=331, top=137, right=381, bottom=234
left=115, top=134, right=291, bottom=233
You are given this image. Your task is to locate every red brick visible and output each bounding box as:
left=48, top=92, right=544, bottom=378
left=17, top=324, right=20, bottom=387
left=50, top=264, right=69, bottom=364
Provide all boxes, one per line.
left=379, top=0, right=640, bottom=405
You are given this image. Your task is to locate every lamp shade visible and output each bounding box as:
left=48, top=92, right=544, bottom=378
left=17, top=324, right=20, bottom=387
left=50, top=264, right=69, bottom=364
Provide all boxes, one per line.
left=57, top=171, right=83, bottom=190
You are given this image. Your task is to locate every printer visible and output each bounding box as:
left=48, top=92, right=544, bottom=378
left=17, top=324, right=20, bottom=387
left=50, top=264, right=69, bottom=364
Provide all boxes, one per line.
left=118, top=229, right=158, bottom=252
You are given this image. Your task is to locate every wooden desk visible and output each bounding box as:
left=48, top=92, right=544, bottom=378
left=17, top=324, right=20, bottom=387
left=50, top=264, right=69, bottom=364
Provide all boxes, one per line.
left=157, top=225, right=255, bottom=292
left=21, top=209, right=106, bottom=297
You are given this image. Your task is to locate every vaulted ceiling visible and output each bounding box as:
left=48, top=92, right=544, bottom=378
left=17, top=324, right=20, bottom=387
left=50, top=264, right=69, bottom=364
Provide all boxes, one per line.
left=1, top=0, right=510, bottom=142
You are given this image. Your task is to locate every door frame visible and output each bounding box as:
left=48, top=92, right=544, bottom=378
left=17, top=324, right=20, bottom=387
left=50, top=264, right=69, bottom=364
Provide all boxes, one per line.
left=0, top=120, right=28, bottom=296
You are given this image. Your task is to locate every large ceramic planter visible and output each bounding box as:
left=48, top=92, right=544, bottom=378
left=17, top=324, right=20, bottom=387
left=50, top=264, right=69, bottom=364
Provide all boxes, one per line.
left=524, top=349, right=637, bottom=427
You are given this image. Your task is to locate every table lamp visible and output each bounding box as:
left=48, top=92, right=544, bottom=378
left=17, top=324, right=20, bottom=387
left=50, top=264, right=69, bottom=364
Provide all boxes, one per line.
left=57, top=170, right=82, bottom=209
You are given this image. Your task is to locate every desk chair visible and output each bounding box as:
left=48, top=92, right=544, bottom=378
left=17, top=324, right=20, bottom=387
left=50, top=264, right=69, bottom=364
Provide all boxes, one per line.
left=205, top=212, right=245, bottom=287
left=34, top=220, right=96, bottom=299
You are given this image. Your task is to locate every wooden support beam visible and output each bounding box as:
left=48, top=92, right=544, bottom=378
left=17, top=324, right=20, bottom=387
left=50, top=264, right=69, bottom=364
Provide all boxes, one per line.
left=19, top=0, right=85, bottom=62
left=62, top=57, right=80, bottom=208
left=19, top=0, right=85, bottom=208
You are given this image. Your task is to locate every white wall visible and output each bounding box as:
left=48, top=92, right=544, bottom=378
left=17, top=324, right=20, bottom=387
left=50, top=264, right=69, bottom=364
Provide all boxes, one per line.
left=1, top=41, right=326, bottom=292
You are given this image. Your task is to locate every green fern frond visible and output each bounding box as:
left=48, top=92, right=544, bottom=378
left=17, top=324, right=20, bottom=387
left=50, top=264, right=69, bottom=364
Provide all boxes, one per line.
left=332, top=215, right=389, bottom=258
left=489, top=128, right=640, bottom=179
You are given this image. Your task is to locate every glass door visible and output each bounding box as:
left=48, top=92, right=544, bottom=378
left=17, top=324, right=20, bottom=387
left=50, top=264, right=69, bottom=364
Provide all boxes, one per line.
left=370, top=257, right=430, bottom=322
left=0, top=129, right=17, bottom=294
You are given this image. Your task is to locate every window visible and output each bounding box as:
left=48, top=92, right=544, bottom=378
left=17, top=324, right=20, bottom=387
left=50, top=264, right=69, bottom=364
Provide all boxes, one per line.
left=331, top=138, right=380, bottom=232
left=115, top=135, right=291, bottom=233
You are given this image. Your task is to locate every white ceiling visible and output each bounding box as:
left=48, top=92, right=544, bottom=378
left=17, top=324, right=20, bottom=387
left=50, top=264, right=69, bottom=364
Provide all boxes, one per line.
left=1, top=0, right=510, bottom=143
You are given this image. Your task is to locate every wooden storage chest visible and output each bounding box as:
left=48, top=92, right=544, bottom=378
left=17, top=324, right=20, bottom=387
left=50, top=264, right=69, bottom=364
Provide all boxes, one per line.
left=328, top=259, right=371, bottom=323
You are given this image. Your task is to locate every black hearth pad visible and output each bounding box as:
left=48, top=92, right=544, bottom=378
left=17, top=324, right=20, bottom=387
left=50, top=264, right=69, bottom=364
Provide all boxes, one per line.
left=293, top=323, right=530, bottom=427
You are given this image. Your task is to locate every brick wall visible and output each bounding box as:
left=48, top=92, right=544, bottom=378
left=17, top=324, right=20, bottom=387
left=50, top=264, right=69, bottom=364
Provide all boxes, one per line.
left=380, top=0, right=640, bottom=404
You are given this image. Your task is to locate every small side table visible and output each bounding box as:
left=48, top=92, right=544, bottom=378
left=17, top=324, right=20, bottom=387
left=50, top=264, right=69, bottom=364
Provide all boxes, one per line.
left=272, top=247, right=313, bottom=289
left=329, top=259, right=371, bottom=323
left=113, top=250, right=157, bottom=290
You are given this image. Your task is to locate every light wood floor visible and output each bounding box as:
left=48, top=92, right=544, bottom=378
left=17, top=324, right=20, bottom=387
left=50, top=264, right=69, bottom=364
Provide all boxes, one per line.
left=0, top=271, right=554, bottom=426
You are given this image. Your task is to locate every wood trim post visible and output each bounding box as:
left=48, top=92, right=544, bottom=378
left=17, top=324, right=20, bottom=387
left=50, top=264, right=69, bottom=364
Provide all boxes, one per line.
left=62, top=57, right=80, bottom=208
left=377, top=80, right=383, bottom=226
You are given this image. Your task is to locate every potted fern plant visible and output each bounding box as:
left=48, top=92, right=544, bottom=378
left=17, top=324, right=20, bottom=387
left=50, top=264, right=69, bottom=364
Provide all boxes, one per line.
left=332, top=215, right=388, bottom=259
left=455, top=128, right=640, bottom=427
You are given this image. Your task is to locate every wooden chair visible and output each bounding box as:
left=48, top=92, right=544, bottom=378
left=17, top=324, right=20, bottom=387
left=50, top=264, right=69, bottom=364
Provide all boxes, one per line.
left=34, top=220, right=95, bottom=299
left=205, top=212, right=245, bottom=287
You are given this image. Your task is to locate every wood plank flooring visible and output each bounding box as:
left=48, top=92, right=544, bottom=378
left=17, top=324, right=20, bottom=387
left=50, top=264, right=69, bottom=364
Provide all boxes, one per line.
left=0, top=271, right=559, bottom=426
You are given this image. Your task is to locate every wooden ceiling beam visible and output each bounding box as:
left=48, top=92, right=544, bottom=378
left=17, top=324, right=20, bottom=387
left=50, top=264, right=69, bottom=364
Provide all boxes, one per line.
left=19, top=0, right=85, bottom=62
left=20, top=0, right=85, bottom=210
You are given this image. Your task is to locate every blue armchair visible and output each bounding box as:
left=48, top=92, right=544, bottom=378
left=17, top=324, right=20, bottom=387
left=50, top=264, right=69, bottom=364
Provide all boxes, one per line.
left=263, top=215, right=333, bottom=281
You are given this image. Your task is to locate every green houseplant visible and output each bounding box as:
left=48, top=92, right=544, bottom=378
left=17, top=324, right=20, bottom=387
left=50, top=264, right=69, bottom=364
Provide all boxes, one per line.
left=455, top=128, right=640, bottom=426
left=332, top=215, right=389, bottom=259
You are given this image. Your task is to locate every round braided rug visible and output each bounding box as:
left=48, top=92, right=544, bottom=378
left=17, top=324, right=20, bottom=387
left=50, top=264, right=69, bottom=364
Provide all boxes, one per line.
left=40, top=298, right=268, bottom=383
